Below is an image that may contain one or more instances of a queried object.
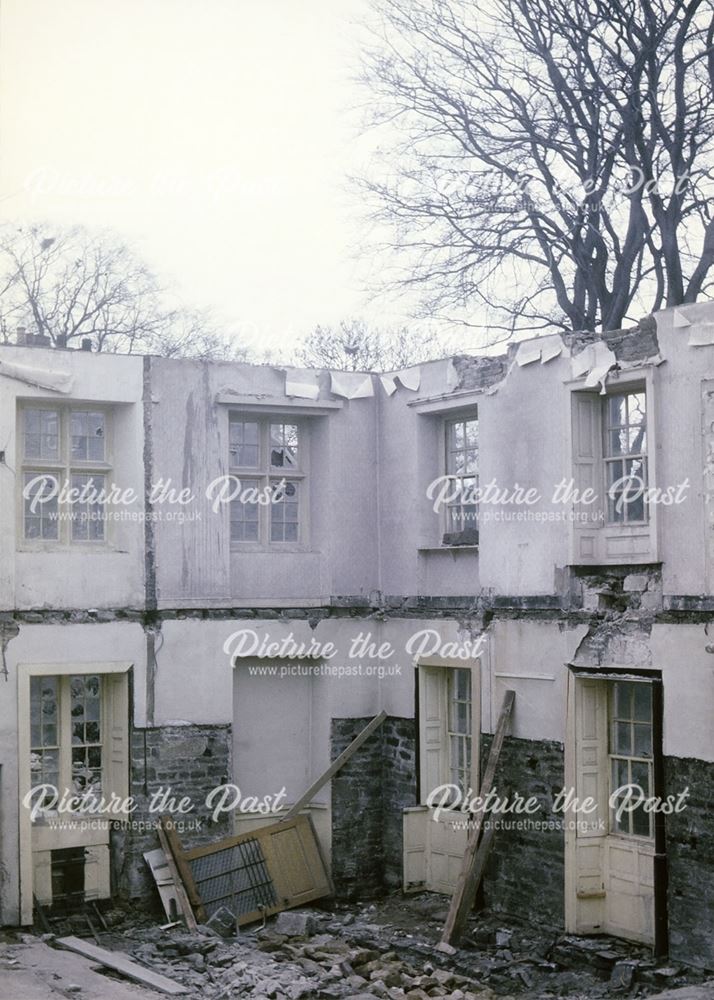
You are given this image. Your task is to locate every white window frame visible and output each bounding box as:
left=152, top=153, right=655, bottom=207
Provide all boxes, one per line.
left=568, top=367, right=659, bottom=565
left=603, top=389, right=649, bottom=526
left=441, top=410, right=479, bottom=546
left=228, top=413, right=308, bottom=549
left=608, top=680, right=654, bottom=840
left=17, top=661, right=131, bottom=925
left=18, top=404, right=113, bottom=548
left=417, top=657, right=481, bottom=807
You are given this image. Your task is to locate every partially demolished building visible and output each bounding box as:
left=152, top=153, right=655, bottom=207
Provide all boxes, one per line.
left=0, top=302, right=712, bottom=967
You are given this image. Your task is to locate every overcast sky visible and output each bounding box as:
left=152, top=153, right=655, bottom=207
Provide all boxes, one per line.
left=0, top=0, right=416, bottom=355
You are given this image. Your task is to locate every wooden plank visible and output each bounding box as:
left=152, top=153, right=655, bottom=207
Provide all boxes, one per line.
left=281, top=710, right=387, bottom=822
left=160, top=815, right=207, bottom=923
left=156, top=824, right=199, bottom=932
left=435, top=824, right=497, bottom=956
left=56, top=936, right=188, bottom=995
left=144, top=849, right=180, bottom=922
left=438, top=690, right=515, bottom=950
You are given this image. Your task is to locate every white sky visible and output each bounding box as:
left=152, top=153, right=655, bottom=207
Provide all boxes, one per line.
left=0, top=0, right=415, bottom=356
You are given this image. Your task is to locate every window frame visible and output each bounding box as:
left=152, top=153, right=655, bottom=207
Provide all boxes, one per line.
left=30, top=674, right=106, bottom=809
left=18, top=403, right=113, bottom=549
left=608, top=680, right=654, bottom=840
left=17, top=661, right=131, bottom=924
left=227, top=413, right=308, bottom=549
left=417, top=658, right=481, bottom=808
left=568, top=366, right=659, bottom=565
left=441, top=409, right=479, bottom=547
left=602, top=389, right=649, bottom=526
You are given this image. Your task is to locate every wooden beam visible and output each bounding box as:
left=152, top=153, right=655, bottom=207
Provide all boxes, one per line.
left=438, top=689, right=515, bottom=951
left=281, top=710, right=387, bottom=822
left=157, top=822, right=199, bottom=932
left=160, top=815, right=207, bottom=923
left=56, top=936, right=188, bottom=995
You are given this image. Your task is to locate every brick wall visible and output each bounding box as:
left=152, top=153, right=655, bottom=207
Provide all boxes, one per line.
left=330, top=716, right=416, bottom=899
left=481, top=735, right=566, bottom=927
left=112, top=723, right=232, bottom=904
left=664, top=755, right=714, bottom=969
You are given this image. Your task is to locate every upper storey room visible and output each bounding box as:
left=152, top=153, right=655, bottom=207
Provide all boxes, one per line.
left=0, top=300, right=712, bottom=611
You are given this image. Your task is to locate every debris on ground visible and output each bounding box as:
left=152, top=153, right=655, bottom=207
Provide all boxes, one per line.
left=18, top=893, right=707, bottom=1000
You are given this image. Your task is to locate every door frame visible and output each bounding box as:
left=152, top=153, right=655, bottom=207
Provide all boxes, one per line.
left=17, top=661, right=132, bottom=924
left=565, top=665, right=667, bottom=953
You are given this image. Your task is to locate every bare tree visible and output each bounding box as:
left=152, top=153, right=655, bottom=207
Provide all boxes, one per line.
left=0, top=223, right=244, bottom=359
left=296, top=318, right=444, bottom=370
left=361, top=0, right=714, bottom=335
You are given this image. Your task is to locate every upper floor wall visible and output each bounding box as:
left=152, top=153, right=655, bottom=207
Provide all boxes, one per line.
left=0, top=346, right=145, bottom=611
left=2, top=299, right=713, bottom=610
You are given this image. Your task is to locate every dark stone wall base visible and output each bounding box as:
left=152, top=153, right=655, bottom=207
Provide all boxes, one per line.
left=480, top=735, right=566, bottom=927
left=112, top=724, right=232, bottom=904
left=664, top=755, right=714, bottom=969
left=331, top=716, right=416, bottom=899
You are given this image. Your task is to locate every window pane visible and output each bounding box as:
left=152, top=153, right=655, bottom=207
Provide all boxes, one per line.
left=464, top=420, right=478, bottom=448
left=608, top=430, right=626, bottom=457
left=614, top=683, right=631, bottom=719
left=229, top=420, right=260, bottom=467
left=628, top=426, right=646, bottom=454
left=613, top=721, right=632, bottom=755
left=270, top=424, right=299, bottom=468
left=24, top=409, right=60, bottom=460
left=230, top=478, right=261, bottom=541
left=631, top=760, right=650, bottom=795
left=633, top=683, right=651, bottom=722
left=464, top=449, right=479, bottom=475
left=70, top=474, right=105, bottom=541
left=633, top=723, right=652, bottom=758
left=24, top=473, right=59, bottom=541
left=629, top=393, right=646, bottom=425
left=632, top=805, right=651, bottom=837
left=608, top=395, right=627, bottom=427
left=270, top=481, right=299, bottom=541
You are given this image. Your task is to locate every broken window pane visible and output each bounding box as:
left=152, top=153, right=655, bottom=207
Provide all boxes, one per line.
left=71, top=410, right=105, bottom=463
left=270, top=423, right=299, bottom=469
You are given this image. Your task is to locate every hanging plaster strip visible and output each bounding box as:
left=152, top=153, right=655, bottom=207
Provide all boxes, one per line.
left=673, top=309, right=692, bottom=328
left=688, top=324, right=714, bottom=347
left=516, top=334, right=565, bottom=367
left=571, top=345, right=594, bottom=378
left=396, top=366, right=421, bottom=391
left=516, top=340, right=543, bottom=366
left=282, top=369, right=320, bottom=400
left=330, top=371, right=374, bottom=399
left=539, top=334, right=565, bottom=363
left=380, top=374, right=397, bottom=396
left=0, top=359, right=74, bottom=393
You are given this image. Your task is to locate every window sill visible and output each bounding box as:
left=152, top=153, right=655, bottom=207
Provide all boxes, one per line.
left=230, top=544, right=319, bottom=555
left=17, top=544, right=127, bottom=554
left=418, top=545, right=479, bottom=553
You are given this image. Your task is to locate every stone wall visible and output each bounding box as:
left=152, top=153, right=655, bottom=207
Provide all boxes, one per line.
left=330, top=716, right=416, bottom=899
left=664, top=755, right=714, bottom=969
left=481, top=735, right=566, bottom=927
left=113, top=723, right=232, bottom=904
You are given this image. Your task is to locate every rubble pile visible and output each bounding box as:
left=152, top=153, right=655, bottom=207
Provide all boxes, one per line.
left=101, top=895, right=710, bottom=1000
